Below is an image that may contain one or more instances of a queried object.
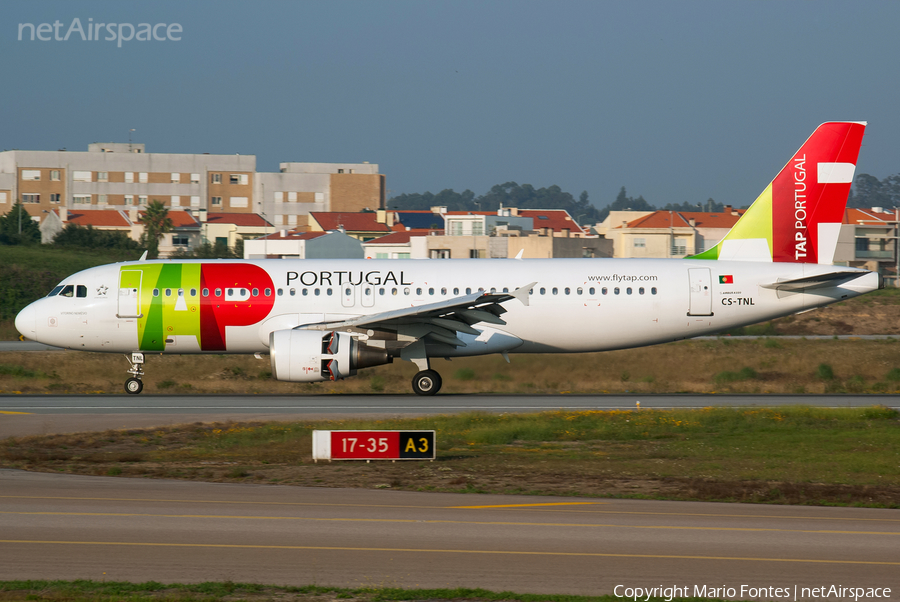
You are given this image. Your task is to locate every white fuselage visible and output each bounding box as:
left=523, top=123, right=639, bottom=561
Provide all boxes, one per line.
left=15, top=258, right=880, bottom=356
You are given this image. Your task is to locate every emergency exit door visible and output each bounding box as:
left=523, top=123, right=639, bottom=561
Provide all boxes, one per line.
left=687, top=268, right=713, bottom=316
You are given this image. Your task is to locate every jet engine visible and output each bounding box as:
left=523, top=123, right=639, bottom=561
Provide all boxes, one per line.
left=269, top=329, right=391, bottom=382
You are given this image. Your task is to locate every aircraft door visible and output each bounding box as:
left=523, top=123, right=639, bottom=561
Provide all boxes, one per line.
left=361, top=284, right=375, bottom=308
left=341, top=284, right=355, bottom=308
left=117, top=270, right=143, bottom=318
left=687, top=268, right=713, bottom=316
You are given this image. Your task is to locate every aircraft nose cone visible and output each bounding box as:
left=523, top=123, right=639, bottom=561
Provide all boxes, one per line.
left=15, top=303, right=36, bottom=340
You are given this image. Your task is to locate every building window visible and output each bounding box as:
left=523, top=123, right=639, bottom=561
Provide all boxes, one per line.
left=375, top=253, right=388, bottom=259
left=139, top=172, right=148, bottom=183
left=171, top=173, right=180, bottom=183
left=125, top=172, right=134, bottom=183
left=211, top=173, right=221, bottom=184
left=337, top=169, right=344, bottom=174
left=215, top=237, right=228, bottom=246
left=274, top=191, right=283, bottom=202
left=288, top=215, right=297, bottom=226
left=98, top=195, right=107, bottom=204
left=73, top=195, right=91, bottom=205
left=449, top=221, right=463, bottom=235
left=855, top=238, right=869, bottom=252
left=191, top=173, right=200, bottom=184
left=138, top=195, right=148, bottom=206
left=21, top=170, right=41, bottom=181
left=97, top=172, right=108, bottom=182
left=472, top=222, right=484, bottom=236
left=672, top=241, right=687, bottom=255
left=170, top=195, right=181, bottom=207
left=397, top=253, right=411, bottom=259
left=172, top=236, right=189, bottom=246
left=469, top=249, right=484, bottom=258
left=211, top=196, right=222, bottom=206
left=191, top=196, right=200, bottom=207
left=633, top=238, right=646, bottom=248
left=50, top=194, right=60, bottom=203
left=50, top=170, right=60, bottom=181
left=125, top=195, right=134, bottom=205
left=22, top=193, right=40, bottom=204
left=430, top=249, right=450, bottom=259
left=0, top=192, right=8, bottom=203
left=288, top=192, right=297, bottom=202
left=229, top=196, right=248, bottom=208
left=72, top=171, right=91, bottom=182
left=229, top=174, right=248, bottom=185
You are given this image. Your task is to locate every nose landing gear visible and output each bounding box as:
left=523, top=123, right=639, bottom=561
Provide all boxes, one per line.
left=124, top=353, right=145, bottom=395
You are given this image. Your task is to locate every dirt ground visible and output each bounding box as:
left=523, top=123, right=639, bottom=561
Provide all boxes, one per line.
left=767, top=302, right=900, bottom=335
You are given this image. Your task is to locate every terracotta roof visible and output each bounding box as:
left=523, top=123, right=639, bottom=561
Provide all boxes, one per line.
left=59, top=209, right=131, bottom=228
left=310, top=212, right=391, bottom=233
left=365, top=230, right=436, bottom=245
left=518, top=210, right=585, bottom=234
left=844, top=208, right=898, bottom=225
left=620, top=210, right=744, bottom=229
left=205, top=213, right=271, bottom=227
left=136, top=209, right=200, bottom=229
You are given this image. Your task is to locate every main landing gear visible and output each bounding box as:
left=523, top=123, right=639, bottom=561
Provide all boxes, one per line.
left=124, top=353, right=145, bottom=394
left=412, top=370, right=442, bottom=396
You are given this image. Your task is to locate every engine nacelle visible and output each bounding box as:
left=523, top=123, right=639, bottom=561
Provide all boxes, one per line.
left=269, top=329, right=391, bottom=382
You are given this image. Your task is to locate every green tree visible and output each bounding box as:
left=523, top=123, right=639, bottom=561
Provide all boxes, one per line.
left=139, top=200, right=173, bottom=259
left=0, top=202, right=41, bottom=245
left=52, top=223, right=141, bottom=250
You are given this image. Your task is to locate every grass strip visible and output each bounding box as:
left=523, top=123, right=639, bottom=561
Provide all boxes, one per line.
left=0, top=579, right=731, bottom=602
left=2, top=406, right=898, bottom=506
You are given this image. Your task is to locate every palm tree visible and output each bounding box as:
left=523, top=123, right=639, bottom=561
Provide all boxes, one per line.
left=140, top=200, right=173, bottom=259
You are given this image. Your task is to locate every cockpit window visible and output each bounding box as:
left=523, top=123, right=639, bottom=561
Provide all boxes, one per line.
left=59, top=285, right=75, bottom=298
left=76, top=285, right=87, bottom=298
left=47, top=286, right=64, bottom=297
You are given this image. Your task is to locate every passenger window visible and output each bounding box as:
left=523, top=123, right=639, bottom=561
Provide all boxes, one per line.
left=626, top=287, right=633, bottom=295
left=190, top=288, right=197, bottom=297
left=564, top=287, right=570, bottom=295
left=552, top=287, right=558, bottom=295
left=502, top=287, right=509, bottom=293
left=178, top=288, right=184, bottom=297
left=326, top=288, right=333, bottom=296
left=540, top=287, right=546, bottom=295
left=589, top=287, right=595, bottom=295
left=601, top=287, right=607, bottom=295
left=577, top=287, right=583, bottom=295
left=314, top=289, right=320, bottom=296
left=651, top=287, right=658, bottom=295
left=76, top=285, right=87, bottom=298
left=490, top=287, right=496, bottom=294
left=392, top=288, right=398, bottom=295
left=404, top=288, right=410, bottom=295
left=165, top=289, right=172, bottom=297
left=226, top=289, right=232, bottom=297
left=614, top=287, right=620, bottom=295
left=379, top=288, right=385, bottom=295
left=416, top=287, right=423, bottom=295
left=264, top=288, right=271, bottom=296
left=345, top=288, right=351, bottom=296
left=441, top=287, right=447, bottom=295
left=214, top=288, right=222, bottom=297
left=639, top=287, right=645, bottom=295
left=453, top=288, right=460, bottom=295
left=276, top=289, right=282, bottom=296
left=429, top=288, right=434, bottom=295
left=466, top=288, right=472, bottom=294
left=241, top=288, right=248, bottom=296
left=61, top=285, right=75, bottom=298
left=364, top=287, right=371, bottom=296
left=251, top=288, right=259, bottom=297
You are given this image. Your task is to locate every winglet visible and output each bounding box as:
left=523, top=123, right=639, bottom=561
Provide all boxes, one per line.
left=139, top=251, right=149, bottom=261
left=514, top=249, right=524, bottom=260
left=512, top=282, right=536, bottom=306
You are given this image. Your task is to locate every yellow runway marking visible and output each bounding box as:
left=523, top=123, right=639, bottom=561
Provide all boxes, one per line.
left=1, top=539, right=898, bottom=566
left=0, top=411, right=31, bottom=415
left=2, top=511, right=897, bottom=536
left=1, top=495, right=899, bottom=523
left=450, top=502, right=602, bottom=509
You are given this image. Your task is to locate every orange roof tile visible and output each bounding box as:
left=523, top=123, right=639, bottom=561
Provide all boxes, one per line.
left=518, top=210, right=585, bottom=234
left=365, top=230, right=436, bottom=245
left=60, top=209, right=131, bottom=228
left=204, top=213, right=271, bottom=227
left=844, top=208, right=898, bottom=225
left=620, top=210, right=744, bottom=229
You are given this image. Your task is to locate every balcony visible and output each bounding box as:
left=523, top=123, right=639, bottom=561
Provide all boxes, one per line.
left=855, top=249, right=894, bottom=259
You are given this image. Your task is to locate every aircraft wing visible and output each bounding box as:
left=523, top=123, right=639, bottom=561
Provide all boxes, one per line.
left=301, top=282, right=535, bottom=348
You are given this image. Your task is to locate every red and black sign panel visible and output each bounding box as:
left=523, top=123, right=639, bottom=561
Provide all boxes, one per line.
left=328, top=430, right=435, bottom=460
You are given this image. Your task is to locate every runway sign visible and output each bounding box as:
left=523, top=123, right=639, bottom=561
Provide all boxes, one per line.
left=312, top=430, right=435, bottom=462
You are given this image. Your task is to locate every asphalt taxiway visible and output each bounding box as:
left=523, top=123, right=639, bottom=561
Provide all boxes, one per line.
left=1, top=470, right=898, bottom=594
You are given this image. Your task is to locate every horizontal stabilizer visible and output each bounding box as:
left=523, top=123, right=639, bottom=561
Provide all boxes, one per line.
left=760, top=271, right=866, bottom=292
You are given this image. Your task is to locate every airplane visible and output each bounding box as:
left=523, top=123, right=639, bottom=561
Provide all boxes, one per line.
left=14, top=121, right=880, bottom=396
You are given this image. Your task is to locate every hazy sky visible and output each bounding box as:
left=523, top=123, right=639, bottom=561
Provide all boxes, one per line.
left=4, top=0, right=900, bottom=210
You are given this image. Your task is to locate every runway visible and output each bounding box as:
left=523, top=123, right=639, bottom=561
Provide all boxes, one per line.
left=1, top=469, right=898, bottom=594
left=1, top=394, right=897, bottom=439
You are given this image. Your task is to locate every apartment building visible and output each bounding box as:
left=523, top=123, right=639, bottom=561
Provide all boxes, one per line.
left=0, top=142, right=384, bottom=230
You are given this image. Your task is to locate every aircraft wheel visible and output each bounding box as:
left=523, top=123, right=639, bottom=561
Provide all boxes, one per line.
left=412, top=370, right=442, bottom=396
left=125, top=377, right=144, bottom=395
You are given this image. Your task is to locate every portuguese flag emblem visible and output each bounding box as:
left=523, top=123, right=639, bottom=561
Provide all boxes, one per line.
left=719, top=275, right=734, bottom=284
